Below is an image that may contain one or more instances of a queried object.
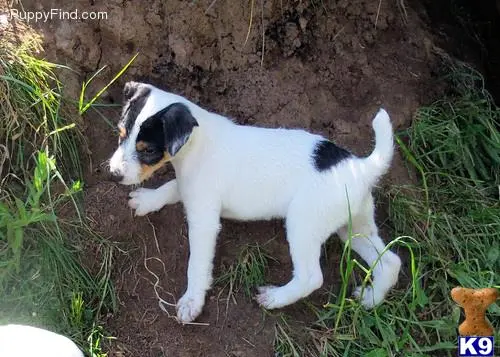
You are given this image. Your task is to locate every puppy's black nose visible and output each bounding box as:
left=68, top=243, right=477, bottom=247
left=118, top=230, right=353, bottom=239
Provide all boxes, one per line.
left=109, top=170, right=124, bottom=183
left=110, top=174, right=124, bottom=183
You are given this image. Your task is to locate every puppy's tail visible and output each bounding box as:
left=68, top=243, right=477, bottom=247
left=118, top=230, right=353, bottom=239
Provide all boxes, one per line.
left=364, top=108, right=394, bottom=182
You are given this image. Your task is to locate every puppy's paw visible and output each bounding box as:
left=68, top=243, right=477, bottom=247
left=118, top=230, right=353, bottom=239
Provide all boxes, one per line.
left=353, top=285, right=384, bottom=309
left=128, top=188, right=164, bottom=216
left=176, top=292, right=204, bottom=324
left=255, top=285, right=286, bottom=309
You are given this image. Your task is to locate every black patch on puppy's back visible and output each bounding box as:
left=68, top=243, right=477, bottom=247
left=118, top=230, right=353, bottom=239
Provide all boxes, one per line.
left=119, top=83, right=151, bottom=138
left=312, top=140, right=352, bottom=172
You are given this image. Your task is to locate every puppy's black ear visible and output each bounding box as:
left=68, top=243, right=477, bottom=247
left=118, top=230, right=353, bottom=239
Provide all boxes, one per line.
left=157, top=103, right=199, bottom=157
left=123, top=81, right=140, bottom=102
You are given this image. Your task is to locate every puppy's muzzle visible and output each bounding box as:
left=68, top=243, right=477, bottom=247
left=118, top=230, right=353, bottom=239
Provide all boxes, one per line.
left=109, top=169, right=124, bottom=183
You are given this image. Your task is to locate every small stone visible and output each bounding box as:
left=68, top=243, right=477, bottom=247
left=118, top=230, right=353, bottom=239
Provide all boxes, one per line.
left=285, top=22, right=299, bottom=40
left=0, top=13, right=8, bottom=28
left=299, top=17, right=308, bottom=31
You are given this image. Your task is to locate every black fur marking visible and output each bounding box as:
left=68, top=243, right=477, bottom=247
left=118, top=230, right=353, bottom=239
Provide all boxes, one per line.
left=160, top=103, right=199, bottom=156
left=118, top=83, right=151, bottom=140
left=312, top=140, right=352, bottom=172
left=136, top=103, right=198, bottom=163
left=135, top=115, right=165, bottom=165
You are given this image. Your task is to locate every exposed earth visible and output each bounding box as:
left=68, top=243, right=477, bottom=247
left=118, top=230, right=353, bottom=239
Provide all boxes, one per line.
left=5, top=0, right=498, bottom=356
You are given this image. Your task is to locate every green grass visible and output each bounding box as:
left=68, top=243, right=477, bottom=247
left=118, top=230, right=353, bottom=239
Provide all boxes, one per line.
left=273, top=61, right=500, bottom=356
left=215, top=243, right=274, bottom=299
left=0, top=36, right=81, bottom=180
left=408, top=62, right=500, bottom=186
left=1, top=21, right=115, bottom=356
left=78, top=52, right=138, bottom=115
left=274, top=314, right=309, bottom=357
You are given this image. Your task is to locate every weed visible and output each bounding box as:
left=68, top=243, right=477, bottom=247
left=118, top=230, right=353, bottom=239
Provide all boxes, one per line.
left=87, top=324, right=113, bottom=357
left=0, top=30, right=82, bottom=180
left=274, top=314, right=307, bottom=357
left=78, top=52, right=139, bottom=115
left=215, top=243, right=273, bottom=299
left=0, top=16, right=115, bottom=356
left=408, top=62, right=500, bottom=186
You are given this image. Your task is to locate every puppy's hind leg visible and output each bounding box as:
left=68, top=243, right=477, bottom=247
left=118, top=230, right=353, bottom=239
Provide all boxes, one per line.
left=256, top=199, right=330, bottom=309
left=129, top=179, right=181, bottom=216
left=337, top=194, right=401, bottom=308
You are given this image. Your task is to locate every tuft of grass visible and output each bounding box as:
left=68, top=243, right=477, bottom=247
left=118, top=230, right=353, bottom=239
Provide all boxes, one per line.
left=87, top=324, right=112, bottom=357
left=274, top=314, right=307, bottom=357
left=215, top=243, right=274, bottom=299
left=0, top=31, right=82, bottom=180
left=408, top=62, right=500, bottom=187
left=0, top=16, right=115, bottom=356
left=273, top=60, right=499, bottom=356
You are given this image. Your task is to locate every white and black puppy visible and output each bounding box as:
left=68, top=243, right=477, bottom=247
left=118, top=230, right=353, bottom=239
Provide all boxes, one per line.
left=109, top=82, right=402, bottom=324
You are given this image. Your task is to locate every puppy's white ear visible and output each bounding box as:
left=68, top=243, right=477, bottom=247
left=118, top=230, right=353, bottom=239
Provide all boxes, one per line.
left=158, top=103, right=199, bottom=157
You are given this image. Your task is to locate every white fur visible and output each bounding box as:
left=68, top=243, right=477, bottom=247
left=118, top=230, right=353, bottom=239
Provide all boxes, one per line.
left=109, top=84, right=402, bottom=323
left=0, top=324, right=83, bottom=357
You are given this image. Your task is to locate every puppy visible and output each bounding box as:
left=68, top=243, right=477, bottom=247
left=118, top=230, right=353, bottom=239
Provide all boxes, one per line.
left=109, top=82, right=402, bottom=323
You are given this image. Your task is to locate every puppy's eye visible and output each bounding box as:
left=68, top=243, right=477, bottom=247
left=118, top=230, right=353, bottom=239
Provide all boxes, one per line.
left=144, top=147, right=155, bottom=154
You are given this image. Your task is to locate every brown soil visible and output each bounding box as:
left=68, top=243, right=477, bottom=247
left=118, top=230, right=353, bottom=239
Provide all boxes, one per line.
left=12, top=0, right=442, bottom=355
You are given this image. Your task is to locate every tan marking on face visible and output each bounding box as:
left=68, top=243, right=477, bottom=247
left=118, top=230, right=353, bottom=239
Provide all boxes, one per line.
left=119, top=126, right=127, bottom=139
left=136, top=141, right=148, bottom=151
left=139, top=152, right=172, bottom=182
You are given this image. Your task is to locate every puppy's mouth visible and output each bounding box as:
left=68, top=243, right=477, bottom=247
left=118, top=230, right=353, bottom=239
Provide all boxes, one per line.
left=108, top=153, right=171, bottom=186
left=119, top=177, right=142, bottom=186
left=108, top=173, right=140, bottom=186
left=108, top=166, right=141, bottom=185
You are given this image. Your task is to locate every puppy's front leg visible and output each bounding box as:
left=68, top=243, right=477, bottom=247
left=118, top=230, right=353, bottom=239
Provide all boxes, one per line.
left=176, top=207, right=220, bottom=323
left=128, top=179, right=180, bottom=216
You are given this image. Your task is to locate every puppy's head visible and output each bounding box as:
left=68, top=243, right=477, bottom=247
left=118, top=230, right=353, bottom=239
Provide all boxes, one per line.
left=109, top=82, right=198, bottom=185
